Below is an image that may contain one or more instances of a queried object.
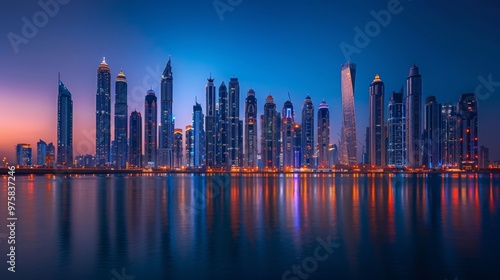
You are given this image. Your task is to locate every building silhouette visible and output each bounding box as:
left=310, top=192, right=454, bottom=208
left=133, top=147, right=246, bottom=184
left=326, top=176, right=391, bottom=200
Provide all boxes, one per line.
left=217, top=82, right=229, bottom=169
left=159, top=57, right=174, bottom=168
left=317, top=100, right=330, bottom=168
left=192, top=100, right=205, bottom=168
left=387, top=90, right=405, bottom=168
left=228, top=78, right=240, bottom=168
left=129, top=110, right=142, bottom=168
left=479, top=146, right=489, bottom=169
left=406, top=65, right=422, bottom=168
left=293, top=124, right=302, bottom=168
left=423, top=96, right=442, bottom=169
left=173, top=129, right=183, bottom=168
left=114, top=70, right=128, bottom=168
left=282, top=100, right=295, bottom=169
left=340, top=62, right=358, bottom=165
left=96, top=58, right=111, bottom=167
left=185, top=125, right=194, bottom=167
left=261, top=95, right=280, bottom=170
left=369, top=74, right=385, bottom=167
left=205, top=75, right=217, bottom=168
left=244, top=89, right=258, bottom=168
left=57, top=76, right=73, bottom=166
left=144, top=89, right=157, bottom=168
left=441, top=103, right=459, bottom=168
left=457, top=93, right=478, bottom=170
left=37, top=139, right=47, bottom=166
left=16, top=144, right=32, bottom=167
left=301, top=95, right=314, bottom=168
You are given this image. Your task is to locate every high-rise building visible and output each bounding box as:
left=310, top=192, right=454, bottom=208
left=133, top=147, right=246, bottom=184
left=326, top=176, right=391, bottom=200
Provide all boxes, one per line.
left=114, top=70, right=128, bottom=169
left=363, top=126, right=370, bottom=165
left=37, top=139, right=47, bottom=166
left=144, top=89, right=157, bottom=168
left=301, top=95, right=314, bottom=168
left=185, top=125, right=194, bottom=168
left=406, top=65, right=422, bottom=168
left=282, top=100, right=295, bottom=169
left=340, top=62, right=358, bottom=165
left=261, top=95, right=280, bottom=170
left=96, top=58, right=111, bottom=167
left=423, top=96, right=442, bottom=169
left=457, top=93, right=478, bottom=170
left=57, top=76, right=73, bottom=166
left=330, top=144, right=339, bottom=165
left=129, top=110, right=142, bottom=168
left=46, top=143, right=55, bottom=168
left=192, top=100, right=205, bottom=168
left=479, top=146, right=489, bottom=169
left=317, top=100, right=330, bottom=168
left=387, top=90, right=405, bottom=168
left=228, top=78, right=240, bottom=168
left=173, top=129, right=183, bottom=168
left=244, top=89, right=258, bottom=168
left=369, top=74, right=385, bottom=167
left=205, top=75, right=217, bottom=168
left=16, top=144, right=32, bottom=167
left=441, top=103, right=458, bottom=168
left=159, top=57, right=174, bottom=168
left=293, top=124, right=302, bottom=169
left=217, top=82, right=229, bottom=169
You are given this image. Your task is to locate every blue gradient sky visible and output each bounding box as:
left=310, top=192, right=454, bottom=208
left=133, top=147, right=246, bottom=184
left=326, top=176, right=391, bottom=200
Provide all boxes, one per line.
left=1, top=0, right=499, bottom=162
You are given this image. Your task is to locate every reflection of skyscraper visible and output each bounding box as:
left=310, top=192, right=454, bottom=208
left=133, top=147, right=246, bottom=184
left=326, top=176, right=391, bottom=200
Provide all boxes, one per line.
left=261, top=95, right=280, bottom=170
left=244, top=89, right=258, bottom=168
left=301, top=95, right=314, bottom=168
left=340, top=62, right=358, bottom=165
left=193, top=101, right=205, bottom=168
left=129, top=110, right=142, bottom=168
left=173, top=129, right=183, bottom=168
left=388, top=90, right=405, bottom=168
left=369, top=74, right=385, bottom=166
left=406, top=65, right=422, bottom=168
left=217, top=82, right=228, bottom=169
left=114, top=70, right=128, bottom=169
left=144, top=89, right=157, bottom=168
left=96, top=58, right=111, bottom=167
left=228, top=78, right=240, bottom=168
left=457, top=93, right=478, bottom=170
left=317, top=100, right=330, bottom=168
left=282, top=100, right=295, bottom=169
left=186, top=125, right=194, bottom=167
left=423, top=96, right=442, bottom=169
left=58, top=76, right=73, bottom=166
left=159, top=57, right=174, bottom=168
left=442, top=103, right=458, bottom=168
left=205, top=75, right=216, bottom=168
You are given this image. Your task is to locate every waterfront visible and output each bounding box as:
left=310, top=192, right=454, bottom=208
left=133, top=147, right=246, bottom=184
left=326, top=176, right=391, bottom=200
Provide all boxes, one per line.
left=1, top=173, right=500, bottom=279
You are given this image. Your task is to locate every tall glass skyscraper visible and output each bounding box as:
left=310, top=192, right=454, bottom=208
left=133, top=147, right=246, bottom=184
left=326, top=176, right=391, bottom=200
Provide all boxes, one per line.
left=185, top=125, right=194, bottom=167
left=114, top=70, right=128, bottom=169
left=57, top=76, right=73, bottom=166
left=244, top=89, right=258, bottom=168
left=129, top=110, right=142, bottom=168
left=301, top=95, right=314, bottom=168
left=340, top=62, right=358, bottom=165
left=293, top=124, right=302, bottom=169
left=159, top=57, right=174, bottom=168
left=441, top=103, right=458, bottom=168
left=144, top=89, right=157, bottom=168
left=96, top=58, right=111, bottom=167
left=457, top=93, right=478, bottom=170
left=387, top=90, right=405, bottom=168
left=423, top=96, right=442, bottom=169
left=406, top=65, right=422, bottom=168
left=205, top=75, right=217, bottom=168
left=37, top=139, right=47, bottom=166
left=228, top=78, right=240, bottom=168
left=261, top=95, right=280, bottom=170
left=369, top=74, right=385, bottom=167
left=16, top=144, right=32, bottom=167
left=317, top=100, right=330, bottom=169
left=173, top=128, right=183, bottom=168
left=192, top=100, right=205, bottom=168
left=282, top=100, right=295, bottom=169
left=217, top=82, right=228, bottom=169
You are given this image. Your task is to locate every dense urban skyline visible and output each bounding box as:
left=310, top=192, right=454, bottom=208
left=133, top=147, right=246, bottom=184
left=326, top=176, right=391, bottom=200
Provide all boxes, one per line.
left=1, top=1, right=500, bottom=162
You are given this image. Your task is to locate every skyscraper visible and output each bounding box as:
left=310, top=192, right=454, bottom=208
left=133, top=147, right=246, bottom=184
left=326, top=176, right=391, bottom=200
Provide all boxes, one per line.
left=441, top=103, right=458, bottom=168
left=479, top=146, right=489, bottom=169
left=217, top=82, right=229, bottom=169
left=330, top=144, right=339, bottom=165
left=129, top=110, right=142, bottom=168
left=282, top=100, right=295, bottom=169
left=228, top=78, right=240, bottom=168
left=340, top=62, right=358, bottom=165
left=244, top=89, right=258, bottom=168
left=144, top=89, right=157, bottom=168
left=423, top=96, right=442, bottom=169
left=301, top=95, right=314, bottom=168
left=406, top=65, right=422, bottom=168
left=16, top=144, right=32, bottom=167
left=369, top=74, right=385, bottom=167
left=205, top=75, right=217, bottom=168
left=159, top=57, right=174, bottom=168
left=185, top=125, right=194, bottom=168
left=261, top=95, right=280, bottom=170
left=114, top=70, right=128, bottom=169
left=317, top=100, right=330, bottom=168
left=457, top=93, right=478, bottom=170
left=192, top=100, right=205, bottom=168
left=46, top=143, right=55, bottom=168
left=58, top=76, right=73, bottom=166
left=293, top=124, right=302, bottom=169
left=96, top=57, right=111, bottom=167
left=37, top=139, right=47, bottom=166
left=387, top=90, right=405, bottom=168
left=173, top=129, right=183, bottom=168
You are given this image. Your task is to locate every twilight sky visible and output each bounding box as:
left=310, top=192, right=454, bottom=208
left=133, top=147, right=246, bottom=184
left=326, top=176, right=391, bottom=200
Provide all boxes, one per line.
left=1, top=0, right=499, bottom=162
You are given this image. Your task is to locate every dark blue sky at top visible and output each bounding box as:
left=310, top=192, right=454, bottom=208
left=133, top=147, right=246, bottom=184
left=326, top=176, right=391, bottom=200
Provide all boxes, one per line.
left=1, top=0, right=499, bottom=160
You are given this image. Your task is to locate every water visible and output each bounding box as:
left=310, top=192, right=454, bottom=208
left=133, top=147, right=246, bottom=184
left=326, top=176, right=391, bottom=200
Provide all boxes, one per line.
left=1, top=173, right=500, bottom=280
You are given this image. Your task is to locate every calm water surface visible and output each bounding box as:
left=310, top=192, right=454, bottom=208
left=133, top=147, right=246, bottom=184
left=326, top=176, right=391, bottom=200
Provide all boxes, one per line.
left=1, top=173, right=500, bottom=280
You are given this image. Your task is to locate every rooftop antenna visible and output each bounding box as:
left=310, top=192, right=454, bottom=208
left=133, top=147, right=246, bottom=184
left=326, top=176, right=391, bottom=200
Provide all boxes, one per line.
left=288, top=91, right=291, bottom=102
